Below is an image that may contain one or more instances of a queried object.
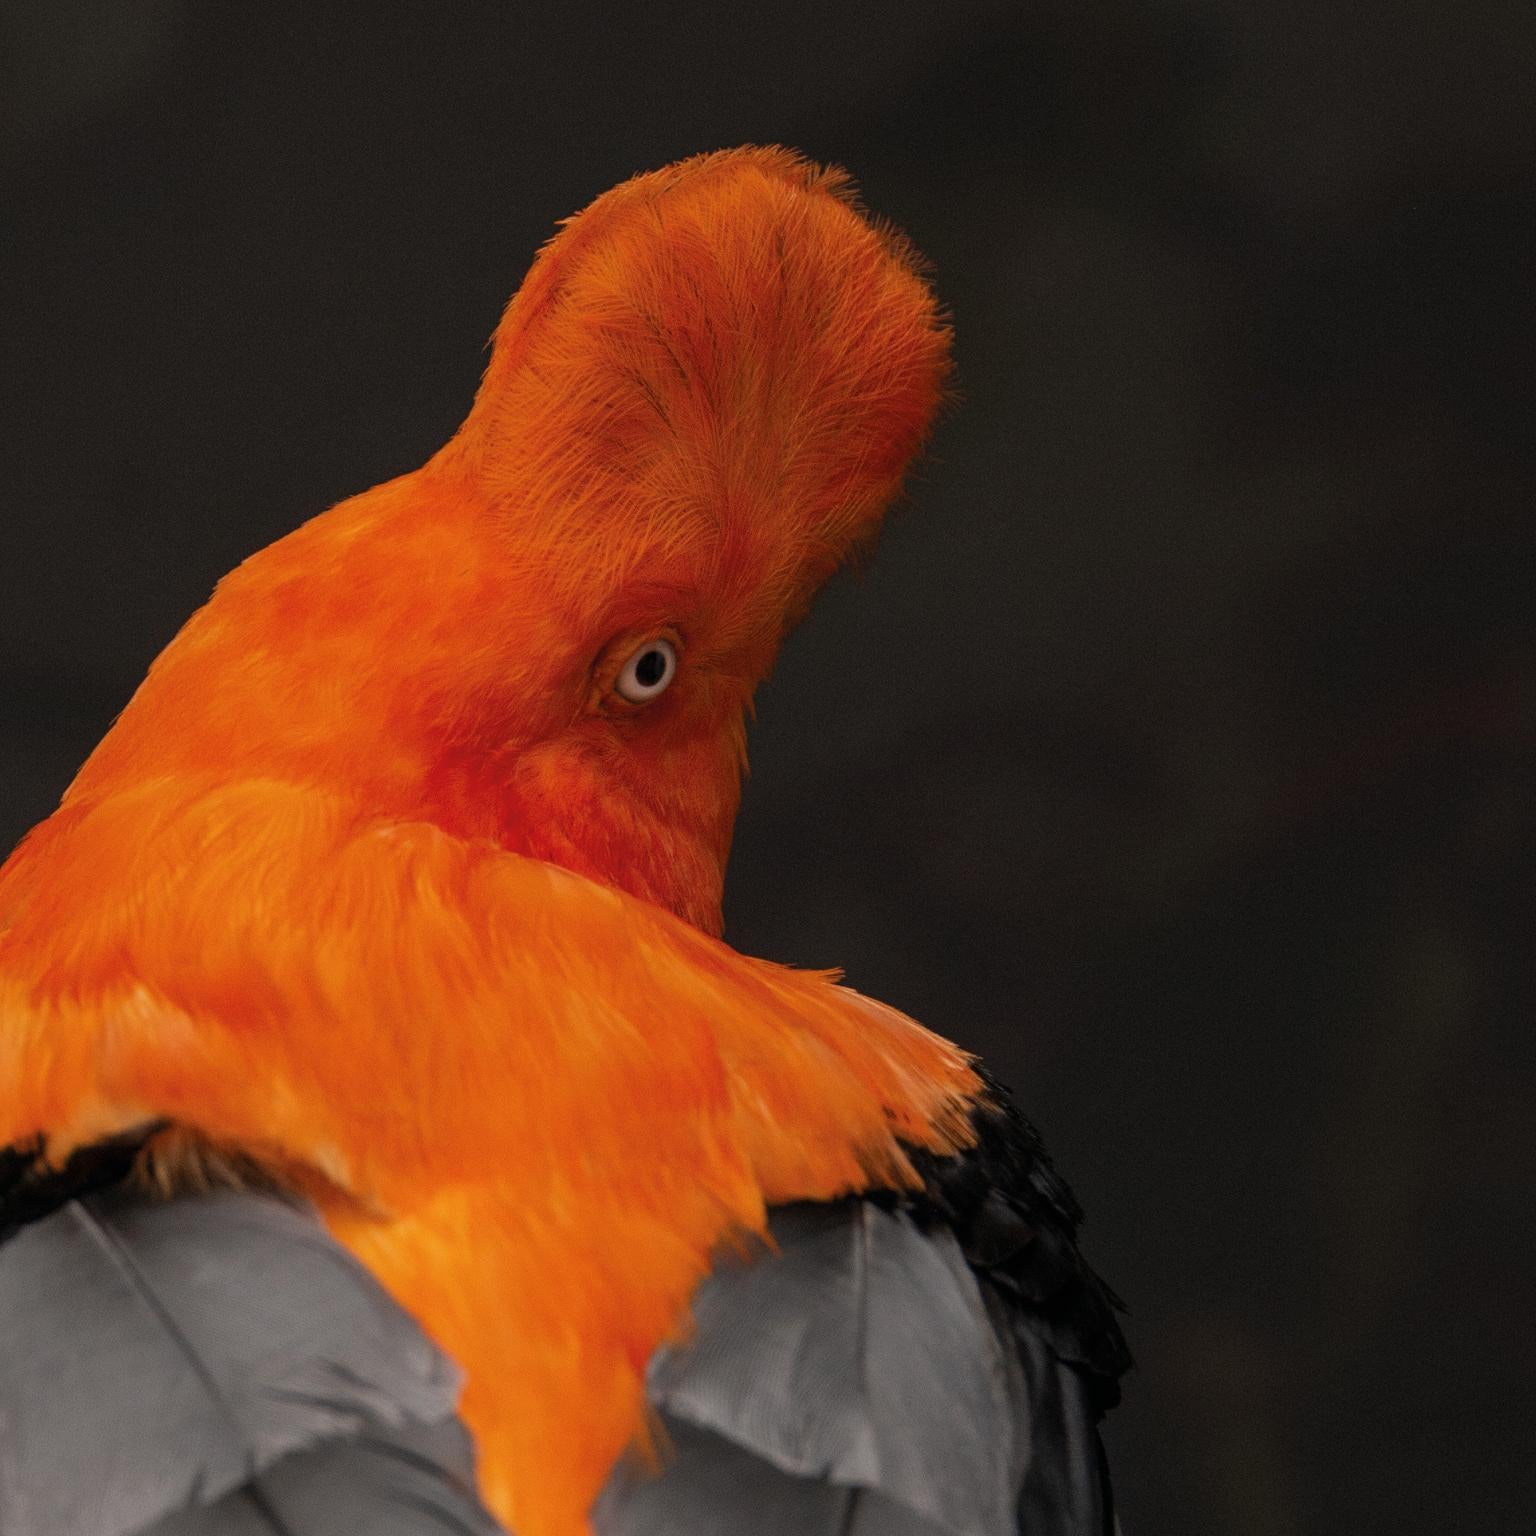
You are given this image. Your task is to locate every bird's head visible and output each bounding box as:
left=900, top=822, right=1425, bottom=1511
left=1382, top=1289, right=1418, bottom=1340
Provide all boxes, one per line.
left=67, top=148, right=951, bottom=935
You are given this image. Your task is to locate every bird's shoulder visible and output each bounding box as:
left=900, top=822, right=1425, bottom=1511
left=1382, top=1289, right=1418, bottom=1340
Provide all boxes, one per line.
left=0, top=777, right=978, bottom=1275
left=890, top=1069, right=1133, bottom=1402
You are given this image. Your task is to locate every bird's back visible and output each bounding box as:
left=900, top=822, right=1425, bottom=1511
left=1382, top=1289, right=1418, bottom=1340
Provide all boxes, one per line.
left=0, top=1088, right=1127, bottom=1536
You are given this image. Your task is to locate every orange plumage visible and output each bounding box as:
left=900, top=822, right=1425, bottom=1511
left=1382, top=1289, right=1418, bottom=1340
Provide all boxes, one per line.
left=0, top=148, right=978, bottom=1535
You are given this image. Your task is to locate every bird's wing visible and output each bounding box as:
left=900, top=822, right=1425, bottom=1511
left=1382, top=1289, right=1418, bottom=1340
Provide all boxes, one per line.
left=0, top=1178, right=502, bottom=1536
left=596, top=1200, right=1035, bottom=1536
left=597, top=1089, right=1129, bottom=1536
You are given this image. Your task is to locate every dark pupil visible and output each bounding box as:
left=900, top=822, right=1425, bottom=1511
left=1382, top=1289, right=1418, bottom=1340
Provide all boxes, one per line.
left=634, top=648, right=668, bottom=688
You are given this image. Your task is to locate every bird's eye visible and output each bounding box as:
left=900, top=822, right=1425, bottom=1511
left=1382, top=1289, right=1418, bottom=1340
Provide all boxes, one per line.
left=613, top=637, right=678, bottom=704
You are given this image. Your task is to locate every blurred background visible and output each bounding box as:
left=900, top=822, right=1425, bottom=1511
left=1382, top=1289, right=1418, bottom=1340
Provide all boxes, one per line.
left=2, top=2, right=1531, bottom=1530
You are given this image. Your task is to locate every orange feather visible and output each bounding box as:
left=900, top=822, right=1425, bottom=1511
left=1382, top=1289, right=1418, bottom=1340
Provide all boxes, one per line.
left=0, top=147, right=976, bottom=1536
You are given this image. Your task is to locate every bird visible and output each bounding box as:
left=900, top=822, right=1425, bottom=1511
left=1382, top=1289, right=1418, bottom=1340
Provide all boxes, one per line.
left=0, top=147, right=1129, bottom=1536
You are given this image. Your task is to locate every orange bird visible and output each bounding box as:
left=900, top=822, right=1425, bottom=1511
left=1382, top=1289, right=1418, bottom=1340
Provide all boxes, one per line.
left=0, top=148, right=1127, bottom=1536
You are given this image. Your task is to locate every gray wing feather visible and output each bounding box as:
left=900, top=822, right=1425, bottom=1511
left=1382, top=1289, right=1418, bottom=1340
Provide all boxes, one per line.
left=144, top=1419, right=491, bottom=1536
left=597, top=1199, right=1065, bottom=1536
left=594, top=1419, right=956, bottom=1536
left=0, top=1186, right=502, bottom=1536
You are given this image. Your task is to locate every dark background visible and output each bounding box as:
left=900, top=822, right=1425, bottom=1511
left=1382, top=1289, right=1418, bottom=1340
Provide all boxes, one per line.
left=3, top=3, right=1532, bottom=1531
